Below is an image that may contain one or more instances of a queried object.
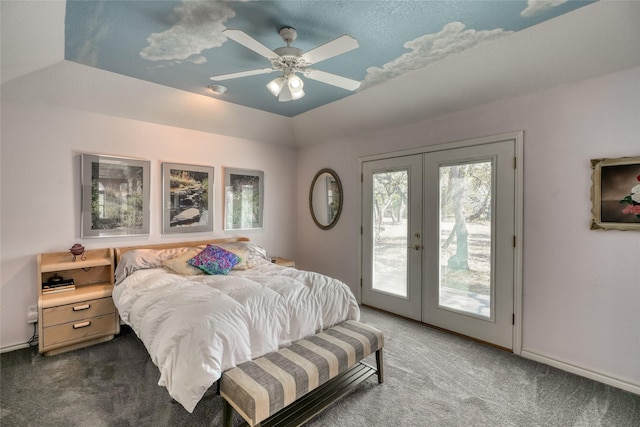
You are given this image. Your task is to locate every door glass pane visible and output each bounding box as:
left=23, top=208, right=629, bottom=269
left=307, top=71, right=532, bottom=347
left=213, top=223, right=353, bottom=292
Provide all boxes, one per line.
left=372, top=170, right=408, bottom=297
left=439, top=161, right=493, bottom=318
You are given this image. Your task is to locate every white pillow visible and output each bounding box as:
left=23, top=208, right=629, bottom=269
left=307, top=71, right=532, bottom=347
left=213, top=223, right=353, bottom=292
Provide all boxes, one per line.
left=162, top=248, right=205, bottom=276
left=215, top=241, right=270, bottom=269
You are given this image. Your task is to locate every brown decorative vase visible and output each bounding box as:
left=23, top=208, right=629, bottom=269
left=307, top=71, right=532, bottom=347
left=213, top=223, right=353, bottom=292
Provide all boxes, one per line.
left=69, top=244, right=86, bottom=261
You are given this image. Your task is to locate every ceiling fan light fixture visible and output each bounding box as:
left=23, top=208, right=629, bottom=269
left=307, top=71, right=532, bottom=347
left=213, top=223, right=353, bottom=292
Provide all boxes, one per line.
left=278, top=87, right=305, bottom=102
left=290, top=87, right=305, bottom=101
left=214, top=27, right=360, bottom=107
left=288, top=74, right=303, bottom=91
left=266, top=76, right=285, bottom=96
left=279, top=74, right=304, bottom=102
left=269, top=74, right=305, bottom=102
left=278, top=85, right=293, bottom=102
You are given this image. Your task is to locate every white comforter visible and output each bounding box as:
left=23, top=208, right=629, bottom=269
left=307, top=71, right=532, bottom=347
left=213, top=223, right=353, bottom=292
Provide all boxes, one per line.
left=112, top=262, right=360, bottom=412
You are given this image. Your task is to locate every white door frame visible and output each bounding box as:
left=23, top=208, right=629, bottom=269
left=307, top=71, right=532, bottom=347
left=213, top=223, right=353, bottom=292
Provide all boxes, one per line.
left=358, top=131, right=524, bottom=354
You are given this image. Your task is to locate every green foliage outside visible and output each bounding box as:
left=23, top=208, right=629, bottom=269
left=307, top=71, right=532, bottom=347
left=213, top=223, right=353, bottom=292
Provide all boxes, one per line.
left=170, top=171, right=208, bottom=209
left=91, top=178, right=144, bottom=229
left=372, top=162, right=493, bottom=297
left=227, top=175, right=261, bottom=228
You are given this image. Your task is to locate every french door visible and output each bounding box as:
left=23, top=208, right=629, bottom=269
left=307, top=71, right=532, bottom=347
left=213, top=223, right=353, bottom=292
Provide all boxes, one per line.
left=361, top=155, right=424, bottom=321
left=361, top=138, right=518, bottom=350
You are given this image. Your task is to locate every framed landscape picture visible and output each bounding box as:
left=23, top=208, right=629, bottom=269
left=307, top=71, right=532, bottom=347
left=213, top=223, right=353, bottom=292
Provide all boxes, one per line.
left=81, top=153, right=150, bottom=237
left=224, top=168, right=264, bottom=230
left=590, top=156, right=640, bottom=231
left=162, top=162, right=214, bottom=234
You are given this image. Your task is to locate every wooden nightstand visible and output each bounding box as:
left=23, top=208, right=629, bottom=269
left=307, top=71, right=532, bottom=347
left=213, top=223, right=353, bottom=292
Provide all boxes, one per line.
left=271, top=257, right=295, bottom=268
left=37, top=248, right=120, bottom=356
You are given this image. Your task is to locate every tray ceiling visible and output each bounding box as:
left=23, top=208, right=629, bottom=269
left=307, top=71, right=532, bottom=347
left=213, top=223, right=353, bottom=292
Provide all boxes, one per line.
left=64, top=0, right=596, bottom=117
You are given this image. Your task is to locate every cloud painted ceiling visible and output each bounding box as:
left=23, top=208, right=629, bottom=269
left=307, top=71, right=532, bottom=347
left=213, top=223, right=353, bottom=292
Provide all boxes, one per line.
left=65, top=0, right=595, bottom=117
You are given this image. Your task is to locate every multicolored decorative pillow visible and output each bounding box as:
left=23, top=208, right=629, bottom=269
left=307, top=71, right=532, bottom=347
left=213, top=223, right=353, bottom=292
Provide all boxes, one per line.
left=226, top=249, right=249, bottom=270
left=187, top=245, right=241, bottom=275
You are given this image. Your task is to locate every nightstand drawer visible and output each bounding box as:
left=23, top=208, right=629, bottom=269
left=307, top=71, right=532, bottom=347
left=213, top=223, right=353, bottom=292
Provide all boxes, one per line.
left=43, top=297, right=115, bottom=327
left=42, top=314, right=117, bottom=348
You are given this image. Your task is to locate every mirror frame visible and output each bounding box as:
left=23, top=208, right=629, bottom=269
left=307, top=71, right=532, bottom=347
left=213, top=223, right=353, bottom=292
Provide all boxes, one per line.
left=309, top=168, right=343, bottom=230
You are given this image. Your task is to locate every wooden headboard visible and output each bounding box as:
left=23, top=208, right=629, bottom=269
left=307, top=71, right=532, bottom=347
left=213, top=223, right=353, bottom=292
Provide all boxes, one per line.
left=114, top=237, right=249, bottom=266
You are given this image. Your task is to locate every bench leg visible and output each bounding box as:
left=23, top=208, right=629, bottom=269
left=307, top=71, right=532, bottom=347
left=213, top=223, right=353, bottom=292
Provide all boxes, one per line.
left=223, top=399, right=233, bottom=427
left=375, top=348, right=384, bottom=384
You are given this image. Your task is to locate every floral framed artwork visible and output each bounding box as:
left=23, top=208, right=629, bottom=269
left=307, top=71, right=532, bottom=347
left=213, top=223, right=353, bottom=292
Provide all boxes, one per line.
left=590, top=156, right=640, bottom=231
left=162, top=162, right=214, bottom=234
left=81, top=153, right=150, bottom=237
left=224, top=168, right=264, bottom=230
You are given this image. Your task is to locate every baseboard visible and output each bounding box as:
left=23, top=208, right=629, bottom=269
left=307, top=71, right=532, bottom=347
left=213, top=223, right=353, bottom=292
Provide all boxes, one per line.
left=1, top=342, right=31, bottom=353
left=521, top=350, right=640, bottom=395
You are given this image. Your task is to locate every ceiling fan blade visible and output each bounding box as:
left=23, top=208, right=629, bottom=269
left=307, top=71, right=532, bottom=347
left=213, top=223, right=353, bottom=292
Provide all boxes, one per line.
left=210, top=68, right=276, bottom=81
left=301, top=35, right=359, bottom=65
left=305, top=69, right=361, bottom=91
left=223, top=29, right=279, bottom=59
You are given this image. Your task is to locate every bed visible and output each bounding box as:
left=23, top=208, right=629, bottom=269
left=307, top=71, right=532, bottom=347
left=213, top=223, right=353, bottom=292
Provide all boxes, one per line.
left=112, top=238, right=360, bottom=413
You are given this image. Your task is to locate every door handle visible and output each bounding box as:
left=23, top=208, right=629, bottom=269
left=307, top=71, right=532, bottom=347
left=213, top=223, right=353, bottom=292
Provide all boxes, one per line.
left=408, top=244, right=423, bottom=251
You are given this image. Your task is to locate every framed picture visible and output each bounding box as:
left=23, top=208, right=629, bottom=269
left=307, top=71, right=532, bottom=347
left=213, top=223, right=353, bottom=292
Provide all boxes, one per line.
left=81, top=153, right=150, bottom=237
left=224, top=168, right=264, bottom=230
left=162, top=162, right=214, bottom=234
left=590, top=156, right=640, bottom=231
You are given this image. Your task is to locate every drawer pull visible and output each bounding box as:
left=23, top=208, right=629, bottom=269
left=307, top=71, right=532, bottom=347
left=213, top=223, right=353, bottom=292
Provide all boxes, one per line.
left=73, top=304, right=91, bottom=311
left=73, top=321, right=91, bottom=329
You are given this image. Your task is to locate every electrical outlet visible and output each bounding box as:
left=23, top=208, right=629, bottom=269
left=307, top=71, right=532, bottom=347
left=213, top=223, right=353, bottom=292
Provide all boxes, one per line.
left=27, top=305, right=38, bottom=324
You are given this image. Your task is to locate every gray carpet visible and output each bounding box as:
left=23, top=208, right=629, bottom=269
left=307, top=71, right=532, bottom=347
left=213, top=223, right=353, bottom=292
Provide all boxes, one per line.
left=1, top=307, right=639, bottom=426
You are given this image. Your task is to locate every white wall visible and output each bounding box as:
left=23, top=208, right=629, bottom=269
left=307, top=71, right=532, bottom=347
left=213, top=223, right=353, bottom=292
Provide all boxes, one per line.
left=0, top=68, right=298, bottom=350
left=296, top=66, right=640, bottom=391
left=2, top=0, right=638, bottom=399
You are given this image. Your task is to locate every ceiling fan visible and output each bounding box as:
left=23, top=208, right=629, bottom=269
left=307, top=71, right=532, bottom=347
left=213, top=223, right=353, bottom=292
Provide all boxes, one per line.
left=210, top=27, right=361, bottom=102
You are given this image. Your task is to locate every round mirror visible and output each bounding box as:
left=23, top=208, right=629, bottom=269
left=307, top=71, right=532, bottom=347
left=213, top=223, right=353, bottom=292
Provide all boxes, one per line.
left=309, top=168, right=343, bottom=230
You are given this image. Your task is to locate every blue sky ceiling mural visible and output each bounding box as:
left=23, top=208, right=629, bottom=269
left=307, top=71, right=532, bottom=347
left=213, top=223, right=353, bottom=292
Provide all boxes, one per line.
left=65, top=0, right=595, bottom=117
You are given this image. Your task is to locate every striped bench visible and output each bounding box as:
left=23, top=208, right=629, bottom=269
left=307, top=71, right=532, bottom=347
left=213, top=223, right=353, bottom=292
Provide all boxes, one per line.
left=220, top=320, right=384, bottom=427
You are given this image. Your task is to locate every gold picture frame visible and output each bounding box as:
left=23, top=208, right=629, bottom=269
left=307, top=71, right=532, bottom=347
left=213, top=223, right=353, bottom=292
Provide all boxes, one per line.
left=590, top=156, right=640, bottom=231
